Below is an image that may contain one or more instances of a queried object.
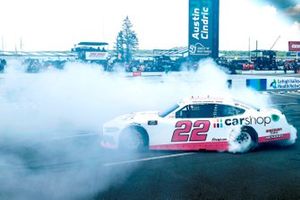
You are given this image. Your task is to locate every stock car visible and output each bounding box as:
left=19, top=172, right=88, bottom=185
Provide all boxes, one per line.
left=101, top=96, right=297, bottom=153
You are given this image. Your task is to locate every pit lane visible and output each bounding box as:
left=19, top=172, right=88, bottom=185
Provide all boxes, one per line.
left=0, top=92, right=299, bottom=200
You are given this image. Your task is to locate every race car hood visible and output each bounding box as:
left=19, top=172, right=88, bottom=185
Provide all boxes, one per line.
left=104, top=111, right=159, bottom=127
left=133, top=111, right=159, bottom=120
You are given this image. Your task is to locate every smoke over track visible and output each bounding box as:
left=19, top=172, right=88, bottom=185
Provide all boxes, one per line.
left=0, top=59, right=284, bottom=199
left=261, top=0, right=300, bottom=25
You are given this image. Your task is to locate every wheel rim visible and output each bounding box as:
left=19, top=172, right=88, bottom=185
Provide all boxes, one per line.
left=236, top=131, right=251, bottom=145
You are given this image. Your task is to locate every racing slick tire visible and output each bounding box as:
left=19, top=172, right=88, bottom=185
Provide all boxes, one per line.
left=230, top=126, right=258, bottom=153
left=119, top=126, right=149, bottom=152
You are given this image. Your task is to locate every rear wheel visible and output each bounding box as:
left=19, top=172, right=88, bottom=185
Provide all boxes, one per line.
left=235, top=130, right=252, bottom=150
left=229, top=128, right=257, bottom=153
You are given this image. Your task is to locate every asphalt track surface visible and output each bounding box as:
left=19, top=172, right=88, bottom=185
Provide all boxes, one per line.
left=0, top=92, right=299, bottom=200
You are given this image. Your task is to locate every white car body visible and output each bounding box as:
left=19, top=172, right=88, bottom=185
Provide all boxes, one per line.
left=101, top=96, right=296, bottom=152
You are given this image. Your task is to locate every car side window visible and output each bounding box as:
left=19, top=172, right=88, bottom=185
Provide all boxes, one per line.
left=175, top=106, right=189, bottom=118
left=175, top=104, right=216, bottom=118
left=216, top=104, right=245, bottom=117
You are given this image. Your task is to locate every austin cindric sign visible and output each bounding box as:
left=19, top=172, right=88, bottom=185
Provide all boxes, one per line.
left=188, top=0, right=219, bottom=60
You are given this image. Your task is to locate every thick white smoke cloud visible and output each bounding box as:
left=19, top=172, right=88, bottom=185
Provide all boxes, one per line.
left=0, top=58, right=296, bottom=199
left=279, top=125, right=298, bottom=146
left=289, top=125, right=298, bottom=144
left=0, top=58, right=270, bottom=137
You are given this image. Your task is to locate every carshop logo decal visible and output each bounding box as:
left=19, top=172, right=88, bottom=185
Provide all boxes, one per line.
left=213, top=116, right=272, bottom=128
left=213, top=119, right=223, bottom=128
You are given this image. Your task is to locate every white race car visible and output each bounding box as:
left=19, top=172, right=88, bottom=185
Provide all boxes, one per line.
left=101, top=96, right=297, bottom=153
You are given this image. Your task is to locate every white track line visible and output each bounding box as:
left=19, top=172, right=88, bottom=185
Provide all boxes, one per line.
left=271, top=92, right=300, bottom=98
left=288, top=92, right=300, bottom=96
left=271, top=103, right=299, bottom=107
left=103, top=152, right=195, bottom=167
left=51, top=133, right=98, bottom=140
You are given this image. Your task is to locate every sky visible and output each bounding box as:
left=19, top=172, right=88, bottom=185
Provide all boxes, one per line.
left=0, top=0, right=299, bottom=51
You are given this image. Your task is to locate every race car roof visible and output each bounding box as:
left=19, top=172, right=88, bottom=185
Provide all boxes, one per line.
left=180, top=96, right=241, bottom=106
left=179, top=96, right=257, bottom=110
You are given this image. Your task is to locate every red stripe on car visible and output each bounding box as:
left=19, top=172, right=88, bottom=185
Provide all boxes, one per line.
left=258, top=133, right=290, bottom=143
left=150, top=142, right=228, bottom=151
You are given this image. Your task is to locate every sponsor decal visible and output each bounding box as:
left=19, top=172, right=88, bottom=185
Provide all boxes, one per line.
left=213, top=119, right=223, bottom=128
left=212, top=138, right=227, bottom=141
left=259, top=133, right=290, bottom=143
left=266, top=128, right=282, bottom=134
left=265, top=134, right=285, bottom=140
left=271, top=114, right=280, bottom=122
left=265, top=134, right=284, bottom=139
left=189, top=43, right=206, bottom=54
left=225, top=116, right=271, bottom=126
left=268, top=78, right=300, bottom=90
left=213, top=116, right=272, bottom=128
left=188, top=43, right=212, bottom=56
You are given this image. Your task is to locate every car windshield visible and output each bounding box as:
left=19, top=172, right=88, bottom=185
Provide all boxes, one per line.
left=159, top=103, right=180, bottom=117
left=234, top=99, right=260, bottom=111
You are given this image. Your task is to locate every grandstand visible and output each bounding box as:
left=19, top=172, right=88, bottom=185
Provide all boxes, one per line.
left=0, top=51, right=76, bottom=60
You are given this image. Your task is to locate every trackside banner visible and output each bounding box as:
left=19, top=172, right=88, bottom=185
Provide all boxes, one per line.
left=288, top=41, right=300, bottom=52
left=267, top=77, right=300, bottom=90
left=85, top=52, right=108, bottom=60
left=246, top=77, right=300, bottom=91
left=188, top=0, right=219, bottom=60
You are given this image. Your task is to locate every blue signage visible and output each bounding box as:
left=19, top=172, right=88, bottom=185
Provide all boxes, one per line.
left=189, top=0, right=219, bottom=60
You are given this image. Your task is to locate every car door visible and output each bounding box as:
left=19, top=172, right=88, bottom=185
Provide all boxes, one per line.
left=148, top=103, right=215, bottom=148
left=207, top=104, right=247, bottom=142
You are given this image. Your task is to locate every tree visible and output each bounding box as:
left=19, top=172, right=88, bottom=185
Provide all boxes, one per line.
left=115, top=31, right=125, bottom=62
left=114, top=16, right=139, bottom=63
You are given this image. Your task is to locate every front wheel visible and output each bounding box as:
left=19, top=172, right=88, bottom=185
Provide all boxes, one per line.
left=119, top=127, right=147, bottom=152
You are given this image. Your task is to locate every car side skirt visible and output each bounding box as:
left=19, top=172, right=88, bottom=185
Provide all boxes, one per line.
left=150, top=141, right=228, bottom=151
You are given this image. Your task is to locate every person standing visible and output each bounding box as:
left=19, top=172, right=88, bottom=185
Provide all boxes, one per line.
left=0, top=58, right=6, bottom=72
